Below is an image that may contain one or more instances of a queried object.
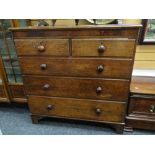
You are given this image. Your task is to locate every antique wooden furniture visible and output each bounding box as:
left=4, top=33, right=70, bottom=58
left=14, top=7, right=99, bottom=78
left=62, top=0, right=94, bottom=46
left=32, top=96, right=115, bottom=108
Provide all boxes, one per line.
left=10, top=25, right=141, bottom=133
left=125, top=76, right=155, bottom=131
left=0, top=19, right=26, bottom=103
left=0, top=56, right=10, bottom=102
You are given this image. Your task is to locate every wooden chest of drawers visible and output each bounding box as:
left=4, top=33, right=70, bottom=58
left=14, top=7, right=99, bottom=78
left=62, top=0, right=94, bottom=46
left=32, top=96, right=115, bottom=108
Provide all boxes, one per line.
left=10, top=25, right=141, bottom=133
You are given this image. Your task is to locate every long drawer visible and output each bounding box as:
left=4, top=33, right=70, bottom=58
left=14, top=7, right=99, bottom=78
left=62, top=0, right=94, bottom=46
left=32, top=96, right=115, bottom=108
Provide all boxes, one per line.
left=24, top=76, right=130, bottom=101
left=19, top=57, right=133, bottom=79
left=72, top=39, right=136, bottom=57
left=14, top=39, right=69, bottom=56
left=29, top=95, right=126, bottom=123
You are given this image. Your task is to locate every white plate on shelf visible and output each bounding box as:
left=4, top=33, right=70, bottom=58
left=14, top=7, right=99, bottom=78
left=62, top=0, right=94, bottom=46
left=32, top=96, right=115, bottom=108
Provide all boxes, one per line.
left=86, top=19, right=116, bottom=24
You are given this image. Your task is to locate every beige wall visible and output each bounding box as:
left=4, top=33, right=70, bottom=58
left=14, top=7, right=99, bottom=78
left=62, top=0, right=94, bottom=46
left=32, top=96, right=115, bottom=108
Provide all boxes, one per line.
left=134, top=45, right=155, bottom=69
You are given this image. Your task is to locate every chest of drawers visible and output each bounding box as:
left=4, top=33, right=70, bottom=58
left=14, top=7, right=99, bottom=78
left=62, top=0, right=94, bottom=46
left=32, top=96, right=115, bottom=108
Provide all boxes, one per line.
left=10, top=25, right=141, bottom=133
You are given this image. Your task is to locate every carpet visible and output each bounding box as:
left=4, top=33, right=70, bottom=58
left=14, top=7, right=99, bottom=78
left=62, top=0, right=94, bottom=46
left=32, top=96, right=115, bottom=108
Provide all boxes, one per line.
left=0, top=105, right=155, bottom=135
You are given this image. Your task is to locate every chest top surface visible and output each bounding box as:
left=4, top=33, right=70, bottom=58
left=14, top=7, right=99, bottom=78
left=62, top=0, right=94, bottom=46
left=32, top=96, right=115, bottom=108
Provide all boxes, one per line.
left=9, top=24, right=142, bottom=39
left=131, top=76, right=155, bottom=95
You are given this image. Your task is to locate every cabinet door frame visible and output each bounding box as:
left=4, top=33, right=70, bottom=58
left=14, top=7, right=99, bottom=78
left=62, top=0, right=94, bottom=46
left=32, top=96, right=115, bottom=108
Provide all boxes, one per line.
left=139, top=19, right=155, bottom=45
left=0, top=56, right=11, bottom=102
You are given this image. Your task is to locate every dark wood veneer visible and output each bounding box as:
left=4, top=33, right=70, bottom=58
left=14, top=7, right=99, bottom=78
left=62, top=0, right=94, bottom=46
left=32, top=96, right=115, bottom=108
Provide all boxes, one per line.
left=19, top=57, right=133, bottom=79
left=10, top=25, right=141, bottom=134
left=14, top=39, right=69, bottom=56
left=29, top=96, right=126, bottom=123
left=72, top=39, right=136, bottom=57
left=23, top=76, right=130, bottom=101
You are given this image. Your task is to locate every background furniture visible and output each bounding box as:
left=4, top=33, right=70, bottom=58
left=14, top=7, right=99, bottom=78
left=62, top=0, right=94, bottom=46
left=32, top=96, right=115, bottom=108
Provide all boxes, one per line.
left=126, top=76, right=155, bottom=131
left=0, top=56, right=10, bottom=102
left=139, top=19, right=155, bottom=45
left=0, top=19, right=26, bottom=103
left=10, top=25, right=140, bottom=133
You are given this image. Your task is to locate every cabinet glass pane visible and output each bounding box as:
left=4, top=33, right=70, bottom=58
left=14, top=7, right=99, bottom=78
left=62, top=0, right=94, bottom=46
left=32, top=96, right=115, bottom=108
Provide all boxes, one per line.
left=0, top=19, right=23, bottom=84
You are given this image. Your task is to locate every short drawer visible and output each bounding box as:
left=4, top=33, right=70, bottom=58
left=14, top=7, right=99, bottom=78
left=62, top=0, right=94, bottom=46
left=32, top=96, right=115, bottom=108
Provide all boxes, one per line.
left=14, top=39, right=69, bottom=56
left=19, top=57, right=133, bottom=79
left=29, top=96, right=126, bottom=123
left=24, top=76, right=130, bottom=101
left=129, top=95, right=155, bottom=115
left=72, top=39, right=135, bottom=57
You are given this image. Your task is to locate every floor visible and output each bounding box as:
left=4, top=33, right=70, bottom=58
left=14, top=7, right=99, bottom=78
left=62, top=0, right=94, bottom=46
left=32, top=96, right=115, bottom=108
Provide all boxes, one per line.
left=0, top=105, right=155, bottom=135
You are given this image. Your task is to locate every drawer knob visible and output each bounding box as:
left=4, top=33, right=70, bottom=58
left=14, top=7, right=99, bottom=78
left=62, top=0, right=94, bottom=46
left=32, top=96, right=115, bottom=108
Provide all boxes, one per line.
left=40, top=64, right=47, bottom=70
left=37, top=44, right=45, bottom=52
left=98, top=44, right=105, bottom=53
left=47, top=104, right=53, bottom=110
left=97, top=65, right=104, bottom=73
left=96, top=86, right=102, bottom=94
left=43, top=84, right=50, bottom=90
left=96, top=108, right=101, bottom=114
left=149, top=105, right=155, bottom=113
left=34, top=42, right=46, bottom=52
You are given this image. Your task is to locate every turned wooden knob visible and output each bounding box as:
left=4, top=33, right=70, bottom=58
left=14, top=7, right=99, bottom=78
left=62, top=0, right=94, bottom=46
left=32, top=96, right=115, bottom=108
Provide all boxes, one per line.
left=52, top=19, right=57, bottom=26
left=96, top=86, right=102, bottom=94
left=40, top=64, right=47, bottom=70
left=47, top=104, right=53, bottom=110
left=97, top=65, right=104, bottom=73
left=37, top=44, right=45, bottom=52
left=149, top=105, right=155, bottom=113
left=75, top=19, right=79, bottom=25
left=96, top=108, right=101, bottom=114
left=43, top=84, right=50, bottom=90
left=98, top=44, right=105, bottom=53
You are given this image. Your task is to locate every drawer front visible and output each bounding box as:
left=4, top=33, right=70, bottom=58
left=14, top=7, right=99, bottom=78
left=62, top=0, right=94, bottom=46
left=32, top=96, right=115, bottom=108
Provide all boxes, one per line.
left=0, top=85, right=6, bottom=98
left=129, top=96, right=155, bottom=115
left=72, top=39, right=135, bottom=57
left=19, top=57, right=133, bottom=79
left=29, top=96, right=126, bottom=123
left=14, top=39, right=69, bottom=56
left=24, top=76, right=130, bottom=101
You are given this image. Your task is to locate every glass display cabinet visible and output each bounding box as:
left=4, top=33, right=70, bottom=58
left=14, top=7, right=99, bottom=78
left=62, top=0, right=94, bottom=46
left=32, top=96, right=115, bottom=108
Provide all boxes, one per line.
left=0, top=19, right=26, bottom=103
left=0, top=55, right=10, bottom=102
